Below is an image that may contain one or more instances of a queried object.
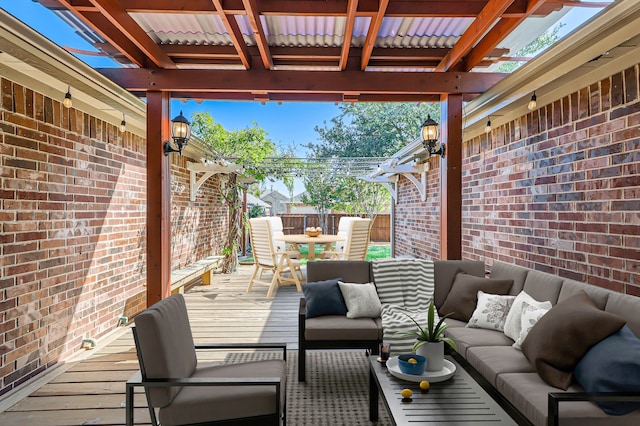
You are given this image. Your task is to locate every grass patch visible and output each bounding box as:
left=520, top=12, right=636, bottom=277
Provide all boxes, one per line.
left=239, top=244, right=390, bottom=265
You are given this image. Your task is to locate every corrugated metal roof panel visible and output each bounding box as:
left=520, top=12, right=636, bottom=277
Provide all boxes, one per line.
left=129, top=12, right=234, bottom=45
left=352, top=17, right=472, bottom=48
left=261, top=15, right=347, bottom=47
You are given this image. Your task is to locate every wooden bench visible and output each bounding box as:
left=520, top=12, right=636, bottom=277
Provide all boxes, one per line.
left=170, top=255, right=225, bottom=294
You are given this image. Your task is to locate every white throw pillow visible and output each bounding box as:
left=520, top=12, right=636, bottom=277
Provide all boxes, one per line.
left=338, top=282, right=382, bottom=319
left=503, top=291, right=553, bottom=341
left=513, top=301, right=551, bottom=350
left=466, top=291, right=516, bottom=331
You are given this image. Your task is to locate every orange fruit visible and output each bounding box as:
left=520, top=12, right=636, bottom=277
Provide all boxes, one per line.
left=400, top=388, right=413, bottom=398
left=407, top=358, right=418, bottom=364
left=419, top=380, right=430, bottom=390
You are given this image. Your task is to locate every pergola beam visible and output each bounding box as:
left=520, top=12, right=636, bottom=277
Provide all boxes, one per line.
left=435, top=0, right=517, bottom=72
left=86, top=0, right=176, bottom=69
left=340, top=0, right=359, bottom=70
left=360, top=0, right=389, bottom=70
left=50, top=0, right=580, bottom=18
left=211, top=0, right=251, bottom=69
left=98, top=67, right=506, bottom=96
left=243, top=0, right=273, bottom=69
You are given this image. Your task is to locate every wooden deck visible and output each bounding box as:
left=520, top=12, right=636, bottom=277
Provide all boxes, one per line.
left=0, top=264, right=302, bottom=426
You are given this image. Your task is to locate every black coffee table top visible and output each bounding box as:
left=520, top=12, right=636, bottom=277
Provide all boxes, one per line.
left=369, top=355, right=518, bottom=426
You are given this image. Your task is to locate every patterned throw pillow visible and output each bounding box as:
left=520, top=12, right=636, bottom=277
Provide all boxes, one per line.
left=512, top=301, right=550, bottom=350
left=466, top=291, right=516, bottom=331
left=503, top=291, right=553, bottom=342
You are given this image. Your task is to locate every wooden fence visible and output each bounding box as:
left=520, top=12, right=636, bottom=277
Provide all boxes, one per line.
left=279, top=214, right=390, bottom=242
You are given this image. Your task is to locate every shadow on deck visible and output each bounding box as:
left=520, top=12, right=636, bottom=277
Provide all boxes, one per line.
left=0, top=264, right=302, bottom=426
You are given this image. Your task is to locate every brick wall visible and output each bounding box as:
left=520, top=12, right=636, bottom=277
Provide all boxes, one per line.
left=394, top=64, right=640, bottom=295
left=170, top=156, right=228, bottom=269
left=0, top=78, right=229, bottom=395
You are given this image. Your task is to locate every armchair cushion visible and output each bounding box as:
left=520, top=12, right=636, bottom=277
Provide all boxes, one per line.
left=302, top=278, right=347, bottom=318
left=159, top=359, right=286, bottom=426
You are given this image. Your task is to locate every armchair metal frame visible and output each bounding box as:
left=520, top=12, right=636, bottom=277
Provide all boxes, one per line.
left=127, top=330, right=287, bottom=426
left=548, top=392, right=640, bottom=426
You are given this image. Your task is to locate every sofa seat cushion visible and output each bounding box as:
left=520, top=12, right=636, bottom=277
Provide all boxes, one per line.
left=496, top=373, right=640, bottom=426
left=159, top=359, right=286, bottom=426
left=444, top=327, right=513, bottom=357
left=305, top=315, right=381, bottom=340
left=466, top=346, right=535, bottom=386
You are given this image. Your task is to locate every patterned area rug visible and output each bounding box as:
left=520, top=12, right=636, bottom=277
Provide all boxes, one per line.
left=225, top=350, right=392, bottom=425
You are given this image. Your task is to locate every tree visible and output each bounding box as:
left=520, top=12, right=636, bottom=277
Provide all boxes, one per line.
left=191, top=112, right=276, bottom=273
left=497, top=23, right=565, bottom=73
left=307, top=102, right=434, bottom=219
left=309, top=102, right=439, bottom=158
left=301, top=161, right=342, bottom=231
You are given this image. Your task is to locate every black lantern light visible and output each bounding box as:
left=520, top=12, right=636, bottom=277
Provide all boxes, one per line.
left=421, top=115, right=445, bottom=158
left=164, top=111, right=191, bottom=156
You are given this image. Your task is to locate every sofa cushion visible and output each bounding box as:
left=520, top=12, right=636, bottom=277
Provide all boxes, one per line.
left=495, top=372, right=628, bottom=426
left=305, top=315, right=381, bottom=340
left=302, top=279, right=347, bottom=318
left=338, top=282, right=382, bottom=319
left=307, top=260, right=371, bottom=283
left=559, top=279, right=611, bottom=310
left=574, top=325, right=640, bottom=415
left=439, top=273, right=513, bottom=322
left=522, top=270, right=563, bottom=305
left=466, top=346, right=535, bottom=386
left=521, top=291, right=626, bottom=390
left=467, top=291, right=516, bottom=331
left=605, top=292, right=640, bottom=337
left=490, top=261, right=529, bottom=295
left=433, top=260, right=485, bottom=309
left=445, top=327, right=514, bottom=358
left=504, top=291, right=552, bottom=342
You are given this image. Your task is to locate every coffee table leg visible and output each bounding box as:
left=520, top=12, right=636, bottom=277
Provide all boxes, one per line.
left=369, top=366, right=379, bottom=421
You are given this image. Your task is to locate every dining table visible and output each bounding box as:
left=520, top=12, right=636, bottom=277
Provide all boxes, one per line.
left=278, top=234, right=345, bottom=261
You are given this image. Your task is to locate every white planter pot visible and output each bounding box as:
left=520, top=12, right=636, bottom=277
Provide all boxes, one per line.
left=416, top=341, right=444, bottom=372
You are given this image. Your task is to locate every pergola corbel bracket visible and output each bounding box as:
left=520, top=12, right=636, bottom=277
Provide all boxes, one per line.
left=187, top=161, right=242, bottom=201
left=382, top=162, right=429, bottom=202
left=363, top=175, right=399, bottom=203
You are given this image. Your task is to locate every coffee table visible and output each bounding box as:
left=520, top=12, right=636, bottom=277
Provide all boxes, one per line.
left=369, top=355, right=519, bottom=425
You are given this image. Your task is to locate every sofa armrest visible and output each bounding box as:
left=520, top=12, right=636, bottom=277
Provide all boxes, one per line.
left=299, top=297, right=307, bottom=317
left=548, top=392, right=640, bottom=426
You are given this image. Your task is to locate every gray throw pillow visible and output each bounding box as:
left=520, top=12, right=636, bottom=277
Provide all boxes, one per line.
left=338, top=282, right=382, bottom=319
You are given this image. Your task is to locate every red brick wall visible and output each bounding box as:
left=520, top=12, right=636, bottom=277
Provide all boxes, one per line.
left=0, top=78, right=228, bottom=395
left=394, top=64, right=640, bottom=295
left=170, top=157, right=228, bottom=269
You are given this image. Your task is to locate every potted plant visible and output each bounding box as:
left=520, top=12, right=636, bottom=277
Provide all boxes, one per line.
left=401, top=300, right=457, bottom=372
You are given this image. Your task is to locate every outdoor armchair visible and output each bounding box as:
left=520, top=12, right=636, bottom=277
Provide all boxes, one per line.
left=127, top=294, right=287, bottom=426
left=247, top=217, right=303, bottom=297
left=323, top=218, right=373, bottom=261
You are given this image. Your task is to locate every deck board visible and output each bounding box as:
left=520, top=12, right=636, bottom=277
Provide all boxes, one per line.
left=0, top=265, right=301, bottom=425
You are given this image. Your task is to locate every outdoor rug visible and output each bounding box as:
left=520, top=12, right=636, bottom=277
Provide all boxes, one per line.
left=225, top=350, right=392, bottom=425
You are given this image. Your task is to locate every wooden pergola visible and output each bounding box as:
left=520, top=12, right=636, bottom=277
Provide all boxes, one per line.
left=36, top=0, right=609, bottom=306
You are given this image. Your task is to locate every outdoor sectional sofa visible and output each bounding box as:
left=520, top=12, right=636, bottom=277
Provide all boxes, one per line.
left=298, top=259, right=640, bottom=426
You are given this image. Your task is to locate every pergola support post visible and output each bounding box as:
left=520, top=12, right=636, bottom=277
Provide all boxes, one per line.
left=146, top=91, right=172, bottom=306
left=439, top=94, right=463, bottom=260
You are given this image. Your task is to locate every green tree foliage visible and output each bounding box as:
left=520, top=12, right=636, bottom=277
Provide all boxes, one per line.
left=304, top=102, right=437, bottom=217
left=301, top=162, right=341, bottom=231
left=309, top=102, right=439, bottom=158
left=191, top=112, right=276, bottom=273
left=497, top=23, right=565, bottom=73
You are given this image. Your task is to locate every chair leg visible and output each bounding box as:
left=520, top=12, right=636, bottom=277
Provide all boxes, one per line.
left=266, top=268, right=279, bottom=298
left=298, top=346, right=306, bottom=382
left=247, top=264, right=260, bottom=292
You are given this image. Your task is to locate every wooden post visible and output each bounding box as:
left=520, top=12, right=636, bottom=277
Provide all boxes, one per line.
left=146, top=91, right=172, bottom=306
left=439, top=94, right=463, bottom=260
